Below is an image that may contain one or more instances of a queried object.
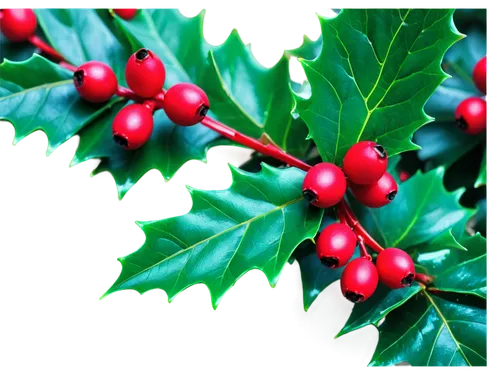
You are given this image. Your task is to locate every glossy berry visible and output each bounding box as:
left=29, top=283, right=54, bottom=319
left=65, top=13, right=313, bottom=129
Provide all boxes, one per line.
left=113, top=9, right=137, bottom=20
left=0, top=9, right=37, bottom=42
left=399, top=170, right=410, bottom=182
left=163, top=83, right=210, bottom=126
left=343, top=141, right=388, bottom=185
left=340, top=258, right=378, bottom=303
left=472, top=56, right=486, bottom=94
left=350, top=172, right=398, bottom=208
left=302, top=162, right=346, bottom=208
left=316, top=223, right=357, bottom=269
left=376, top=248, right=415, bottom=289
left=112, top=104, right=154, bottom=150
left=455, top=97, right=486, bottom=135
left=73, top=61, right=118, bottom=103
left=125, top=48, right=166, bottom=98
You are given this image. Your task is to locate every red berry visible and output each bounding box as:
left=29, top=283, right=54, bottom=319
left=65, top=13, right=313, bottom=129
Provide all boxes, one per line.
left=163, top=83, right=210, bottom=126
left=472, top=56, right=486, bottom=94
left=341, top=258, right=378, bottom=303
left=376, top=248, right=415, bottom=289
left=350, top=172, right=397, bottom=208
left=114, top=9, right=137, bottom=20
left=316, top=223, right=357, bottom=268
left=112, top=104, right=154, bottom=150
left=343, top=141, right=388, bottom=185
left=302, top=163, right=346, bottom=208
left=455, top=97, right=486, bottom=135
left=125, top=48, right=166, bottom=98
left=399, top=170, right=410, bottom=182
left=73, top=61, right=118, bottom=103
left=0, top=9, right=37, bottom=42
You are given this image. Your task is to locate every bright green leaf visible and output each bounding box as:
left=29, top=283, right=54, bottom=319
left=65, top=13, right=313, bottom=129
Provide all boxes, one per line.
left=295, top=9, right=462, bottom=164
left=370, top=291, right=486, bottom=366
left=352, top=168, right=472, bottom=250
left=104, top=164, right=323, bottom=308
left=0, top=55, right=121, bottom=155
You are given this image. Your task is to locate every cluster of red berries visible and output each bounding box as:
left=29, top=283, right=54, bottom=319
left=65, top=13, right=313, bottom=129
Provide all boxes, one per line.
left=302, top=142, right=413, bottom=302
left=455, top=56, right=487, bottom=135
left=72, top=48, right=210, bottom=149
left=303, top=141, right=397, bottom=209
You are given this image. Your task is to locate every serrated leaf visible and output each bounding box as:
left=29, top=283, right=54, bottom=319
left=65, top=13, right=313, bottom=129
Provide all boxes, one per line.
left=352, top=168, right=471, bottom=250
left=72, top=102, right=220, bottom=198
left=430, top=234, right=486, bottom=299
left=115, top=9, right=309, bottom=157
left=0, top=55, right=121, bottom=154
left=35, top=9, right=130, bottom=82
left=295, top=9, right=462, bottom=164
left=475, top=151, right=486, bottom=188
left=337, top=284, right=422, bottom=337
left=104, top=165, right=323, bottom=308
left=287, top=35, right=323, bottom=61
left=369, top=291, right=486, bottom=366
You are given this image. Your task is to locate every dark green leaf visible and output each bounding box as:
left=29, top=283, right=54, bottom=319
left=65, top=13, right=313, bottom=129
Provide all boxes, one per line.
left=0, top=32, right=36, bottom=63
left=475, top=151, right=486, bottom=188
left=337, top=284, right=422, bottom=337
left=295, top=9, right=462, bottom=164
left=0, top=55, right=121, bottom=154
left=104, top=164, right=323, bottom=308
left=370, top=291, right=486, bottom=366
left=35, top=9, right=131, bottom=83
left=352, top=168, right=471, bottom=250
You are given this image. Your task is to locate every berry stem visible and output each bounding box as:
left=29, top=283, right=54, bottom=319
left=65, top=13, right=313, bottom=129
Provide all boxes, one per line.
left=357, top=236, right=371, bottom=260
left=59, top=61, right=77, bottom=72
left=28, top=35, right=66, bottom=62
left=415, top=273, right=434, bottom=285
left=201, top=116, right=312, bottom=171
left=338, top=199, right=384, bottom=253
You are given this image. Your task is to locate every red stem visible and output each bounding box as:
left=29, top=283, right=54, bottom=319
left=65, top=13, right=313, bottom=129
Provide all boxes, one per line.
left=415, top=273, right=434, bottom=285
left=357, top=236, right=371, bottom=260
left=338, top=199, right=384, bottom=253
left=28, top=35, right=65, bottom=62
left=201, top=116, right=312, bottom=171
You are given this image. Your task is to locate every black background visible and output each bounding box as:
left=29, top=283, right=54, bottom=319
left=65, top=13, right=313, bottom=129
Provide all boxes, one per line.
left=0, top=1, right=372, bottom=360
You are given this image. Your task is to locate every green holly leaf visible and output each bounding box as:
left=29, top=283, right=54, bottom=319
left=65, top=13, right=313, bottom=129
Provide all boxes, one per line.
left=35, top=9, right=131, bottom=82
left=116, top=9, right=309, bottom=157
left=295, top=9, right=462, bottom=164
left=475, top=151, right=486, bottom=188
left=352, top=168, right=471, bottom=250
left=286, top=35, right=323, bottom=61
left=103, top=164, right=323, bottom=308
left=0, top=32, right=36, bottom=63
left=370, top=291, right=486, bottom=366
left=432, top=234, right=486, bottom=299
left=294, top=238, right=359, bottom=311
left=0, top=55, right=120, bottom=154
left=337, top=284, right=422, bottom=337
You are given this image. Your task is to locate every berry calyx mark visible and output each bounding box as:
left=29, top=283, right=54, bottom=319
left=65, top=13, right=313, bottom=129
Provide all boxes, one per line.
left=456, top=116, right=467, bottom=130
left=198, top=104, right=209, bottom=117
left=135, top=48, right=149, bottom=60
left=345, top=291, right=363, bottom=303
left=401, top=273, right=415, bottom=286
left=113, top=134, right=128, bottom=148
left=373, top=144, right=387, bottom=158
left=320, top=257, right=339, bottom=268
left=302, top=189, right=317, bottom=203
left=73, top=70, right=84, bottom=88
left=386, top=190, right=397, bottom=201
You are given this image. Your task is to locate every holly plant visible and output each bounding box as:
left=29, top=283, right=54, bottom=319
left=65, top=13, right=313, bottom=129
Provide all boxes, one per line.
left=0, top=8, right=486, bottom=366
